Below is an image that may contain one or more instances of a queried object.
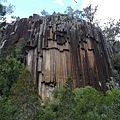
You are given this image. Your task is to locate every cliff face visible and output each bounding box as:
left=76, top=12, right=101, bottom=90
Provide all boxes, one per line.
left=0, top=14, right=112, bottom=100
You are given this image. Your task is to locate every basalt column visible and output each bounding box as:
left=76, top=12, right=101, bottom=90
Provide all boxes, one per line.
left=0, top=14, right=112, bottom=100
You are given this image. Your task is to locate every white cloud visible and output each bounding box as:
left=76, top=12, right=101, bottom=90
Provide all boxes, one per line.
left=81, top=0, right=120, bottom=41
left=53, top=0, right=64, bottom=6
left=81, top=0, right=120, bottom=23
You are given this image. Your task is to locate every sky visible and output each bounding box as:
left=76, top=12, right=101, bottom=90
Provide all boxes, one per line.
left=82, top=0, right=120, bottom=24
left=3, top=0, right=120, bottom=23
left=5, top=0, right=82, bottom=21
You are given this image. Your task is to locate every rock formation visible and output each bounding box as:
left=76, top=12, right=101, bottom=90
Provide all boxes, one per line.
left=0, top=14, right=112, bottom=100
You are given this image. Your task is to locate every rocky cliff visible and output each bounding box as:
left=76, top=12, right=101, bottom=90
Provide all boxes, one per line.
left=0, top=14, right=113, bottom=100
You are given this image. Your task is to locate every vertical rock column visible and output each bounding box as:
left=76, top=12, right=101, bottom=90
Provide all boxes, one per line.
left=0, top=14, right=112, bottom=100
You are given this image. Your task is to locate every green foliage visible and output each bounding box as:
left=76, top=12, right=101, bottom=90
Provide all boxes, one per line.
left=0, top=37, right=25, bottom=60
left=0, top=38, right=26, bottom=97
left=41, top=85, right=120, bottom=120
left=0, top=97, right=17, bottom=120
left=0, top=3, right=6, bottom=16
left=103, top=18, right=120, bottom=43
left=73, top=87, right=101, bottom=113
left=64, top=6, right=83, bottom=19
left=114, top=41, right=120, bottom=52
left=112, top=41, right=120, bottom=78
left=9, top=69, right=41, bottom=120
left=0, top=45, right=15, bottom=58
left=41, top=9, right=49, bottom=16
left=82, top=4, right=98, bottom=23
left=11, top=16, right=20, bottom=21
left=0, top=52, right=42, bottom=119
left=40, top=77, right=74, bottom=120
left=0, top=57, right=24, bottom=97
left=0, top=58, right=42, bottom=119
left=64, top=6, right=74, bottom=17
left=73, top=9, right=83, bottom=18
left=104, top=88, right=120, bottom=119
left=0, top=69, right=120, bottom=120
left=112, top=53, right=120, bottom=74
left=40, top=106, right=56, bottom=120
left=64, top=5, right=98, bottom=20
left=15, top=37, right=25, bottom=60
left=0, top=0, right=14, bottom=21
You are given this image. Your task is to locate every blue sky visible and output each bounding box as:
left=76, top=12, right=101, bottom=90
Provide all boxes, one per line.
left=6, top=0, right=82, bottom=18
left=3, top=0, right=120, bottom=25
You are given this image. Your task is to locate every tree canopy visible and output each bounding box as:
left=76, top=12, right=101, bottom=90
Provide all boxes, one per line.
left=0, top=0, right=14, bottom=20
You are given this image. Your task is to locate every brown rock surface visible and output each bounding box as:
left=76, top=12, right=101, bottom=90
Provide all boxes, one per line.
left=0, top=14, right=112, bottom=100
